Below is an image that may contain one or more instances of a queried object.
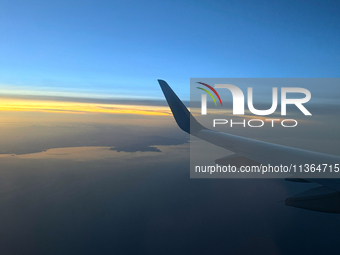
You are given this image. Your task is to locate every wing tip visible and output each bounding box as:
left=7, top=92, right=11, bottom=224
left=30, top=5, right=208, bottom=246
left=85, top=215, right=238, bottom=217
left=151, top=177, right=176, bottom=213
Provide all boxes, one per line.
left=158, top=79, right=205, bottom=134
left=157, top=79, right=167, bottom=87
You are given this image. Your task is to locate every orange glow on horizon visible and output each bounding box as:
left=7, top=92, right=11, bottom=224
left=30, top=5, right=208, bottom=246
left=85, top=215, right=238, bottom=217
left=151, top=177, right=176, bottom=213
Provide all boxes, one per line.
left=0, top=98, right=171, bottom=116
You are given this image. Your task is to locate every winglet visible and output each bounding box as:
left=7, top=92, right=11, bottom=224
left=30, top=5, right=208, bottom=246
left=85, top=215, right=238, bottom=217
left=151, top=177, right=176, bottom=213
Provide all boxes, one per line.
left=158, top=79, right=205, bottom=134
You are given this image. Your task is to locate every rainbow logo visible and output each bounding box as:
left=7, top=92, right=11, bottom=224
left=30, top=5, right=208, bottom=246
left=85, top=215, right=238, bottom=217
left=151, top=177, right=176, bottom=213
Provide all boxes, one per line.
left=196, top=82, right=222, bottom=106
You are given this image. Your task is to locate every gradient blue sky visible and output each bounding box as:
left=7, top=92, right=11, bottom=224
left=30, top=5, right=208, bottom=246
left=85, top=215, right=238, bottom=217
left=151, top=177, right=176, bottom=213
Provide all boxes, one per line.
left=1, top=0, right=339, bottom=99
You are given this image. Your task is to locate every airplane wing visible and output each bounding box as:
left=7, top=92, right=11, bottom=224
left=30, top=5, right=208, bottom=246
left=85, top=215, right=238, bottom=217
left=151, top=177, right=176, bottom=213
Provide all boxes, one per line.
left=158, top=79, right=340, bottom=213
